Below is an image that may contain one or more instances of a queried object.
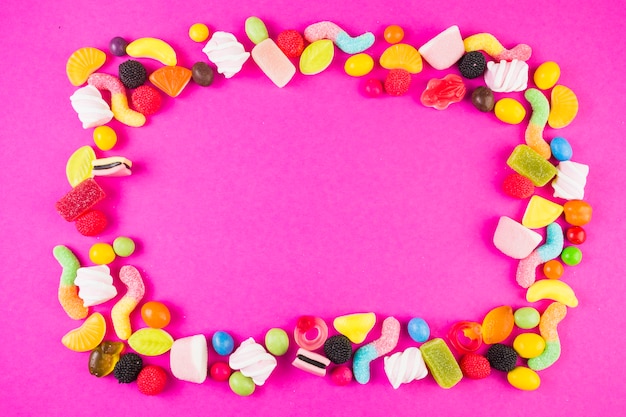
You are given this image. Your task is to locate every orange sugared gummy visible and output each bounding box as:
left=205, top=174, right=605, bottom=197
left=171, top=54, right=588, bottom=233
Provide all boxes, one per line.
left=543, top=259, right=564, bottom=279
left=481, top=305, right=514, bottom=344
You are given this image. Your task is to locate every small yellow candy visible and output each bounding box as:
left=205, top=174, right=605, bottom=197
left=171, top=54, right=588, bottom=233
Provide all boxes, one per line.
left=513, top=333, right=546, bottom=359
left=522, top=195, right=563, bottom=229
left=89, top=243, right=116, bottom=265
left=507, top=366, right=541, bottom=391
left=93, top=126, right=117, bottom=151
left=534, top=61, right=560, bottom=90
left=333, top=312, right=376, bottom=344
left=494, top=98, right=526, bottom=124
left=66, top=146, right=96, bottom=187
left=189, top=23, right=210, bottom=43
left=300, top=40, right=334, bottom=75
left=344, top=53, right=374, bottom=77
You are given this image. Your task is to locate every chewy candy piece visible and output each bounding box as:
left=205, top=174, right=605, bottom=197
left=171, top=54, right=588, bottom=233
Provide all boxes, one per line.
left=448, top=321, right=482, bottom=353
left=407, top=317, right=430, bottom=343
left=513, top=333, right=546, bottom=359
left=548, top=85, right=578, bottom=128
left=75, top=210, right=107, bottom=236
left=522, top=196, right=563, bottom=229
left=229, top=338, right=277, bottom=386
left=353, top=316, right=401, bottom=384
left=384, top=347, right=428, bottom=389
left=303, top=21, right=374, bottom=54
left=384, top=69, right=411, bottom=96
left=66, top=146, right=96, bottom=187
left=379, top=43, right=423, bottom=73
left=111, top=265, right=145, bottom=340
left=506, top=145, right=557, bottom=187
left=484, top=59, right=529, bottom=92
left=125, top=37, right=177, bottom=66
left=507, top=366, right=541, bottom=391
left=459, top=353, right=491, bottom=379
left=563, top=200, right=592, bottom=226
left=88, top=73, right=146, bottom=127
left=299, top=39, right=334, bottom=75
left=486, top=343, right=518, bottom=372
left=137, top=365, right=168, bottom=396
left=420, top=74, right=466, bottom=110
left=494, top=97, right=526, bottom=124
left=552, top=161, right=589, bottom=200
left=170, top=334, right=208, bottom=383
left=419, top=338, right=463, bottom=389
left=66, top=47, right=106, bottom=86
left=344, top=53, right=374, bottom=77
left=149, top=66, right=192, bottom=98
left=265, top=328, right=289, bottom=356
left=69, top=85, right=114, bottom=129
left=458, top=52, right=486, bottom=79
left=493, top=216, right=542, bottom=259
left=294, top=316, right=328, bottom=350
left=481, top=306, right=514, bottom=345
left=528, top=302, right=567, bottom=370
left=418, top=25, right=465, bottom=70
left=55, top=178, right=106, bottom=222
left=245, top=16, right=269, bottom=44
left=74, top=265, right=117, bottom=307
left=534, top=61, right=560, bottom=90
left=251, top=39, right=296, bottom=87
left=131, top=85, right=161, bottom=115
left=463, top=33, right=532, bottom=61
left=292, top=348, right=331, bottom=377
left=276, top=29, right=305, bottom=58
left=550, top=136, right=573, bottom=161
left=61, top=312, right=106, bottom=352
left=524, top=88, right=551, bottom=159
left=53, top=245, right=88, bottom=320
left=92, top=156, right=132, bottom=177
left=128, top=328, right=174, bottom=356
left=502, top=173, right=535, bottom=199
left=333, top=312, right=376, bottom=343
left=516, top=222, right=564, bottom=288
left=526, top=279, right=578, bottom=307
left=202, top=31, right=250, bottom=78
left=324, top=335, right=352, bottom=364
left=89, top=340, right=124, bottom=377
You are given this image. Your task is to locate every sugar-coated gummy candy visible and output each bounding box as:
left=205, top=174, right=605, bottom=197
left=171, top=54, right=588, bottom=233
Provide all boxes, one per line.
left=495, top=98, right=526, bottom=124
left=344, top=53, right=374, bottom=77
left=508, top=366, right=541, bottom=391
left=514, top=307, right=540, bottom=329
left=111, top=266, right=146, bottom=340
left=131, top=85, right=162, bottom=116
left=62, top=312, right=106, bottom=352
left=419, top=338, right=463, bottom=389
left=265, top=328, right=289, bottom=356
left=141, top=301, right=171, bottom=328
left=506, top=145, right=557, bottom=187
left=189, top=23, right=210, bottom=43
left=482, top=305, right=514, bottom=345
left=191, top=62, right=215, bottom=87
left=384, top=69, right=411, bottom=96
left=471, top=86, right=494, bottom=112
left=407, top=317, right=430, bottom=343
left=210, top=361, right=232, bottom=382
left=212, top=331, right=235, bottom=356
left=383, top=25, right=404, bottom=44
left=331, top=365, right=353, bottom=386
left=89, top=242, right=116, bottom=265
left=229, top=371, right=255, bottom=396
left=459, top=353, right=491, bottom=379
left=502, top=173, right=535, bottom=199
left=486, top=343, right=518, bottom=372
left=119, top=60, right=147, bottom=89
left=333, top=312, right=376, bottom=344
left=543, top=259, right=564, bottom=279
left=534, top=61, right=560, bottom=90
left=528, top=302, right=567, bottom=371
left=522, top=195, right=563, bottom=229
left=566, top=226, right=586, bottom=245
left=550, top=136, right=573, bottom=161
left=137, top=365, right=168, bottom=395
left=89, top=340, right=124, bottom=377
left=110, top=37, right=128, bottom=56
left=53, top=245, right=89, bottom=320
left=364, top=78, right=383, bottom=98
left=353, top=317, right=400, bottom=384
left=93, top=126, right=117, bottom=151
left=128, top=328, right=174, bottom=356
left=276, top=30, right=305, bottom=58
left=113, top=236, right=136, bottom=257
left=563, top=200, right=592, bottom=226
left=75, top=210, right=107, bottom=236
left=513, top=333, right=546, bottom=359
left=457, top=51, right=486, bottom=79
left=561, top=246, right=583, bottom=266
left=56, top=178, right=106, bottom=222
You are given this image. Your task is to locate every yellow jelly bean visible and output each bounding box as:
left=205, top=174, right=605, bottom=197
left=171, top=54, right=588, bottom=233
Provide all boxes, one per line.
left=93, top=126, right=117, bottom=151
left=513, top=333, right=546, bottom=358
left=89, top=243, right=116, bottom=265
left=507, top=366, right=541, bottom=391
left=189, top=23, right=210, bottom=43
left=494, top=98, right=526, bottom=124
left=534, top=61, right=560, bottom=90
left=522, top=195, right=564, bottom=229
left=344, top=53, right=374, bottom=77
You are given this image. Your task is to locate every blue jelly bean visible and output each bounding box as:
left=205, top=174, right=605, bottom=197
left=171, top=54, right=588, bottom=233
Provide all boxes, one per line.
left=212, top=331, right=235, bottom=356
left=550, top=137, right=573, bottom=161
left=407, top=317, right=430, bottom=343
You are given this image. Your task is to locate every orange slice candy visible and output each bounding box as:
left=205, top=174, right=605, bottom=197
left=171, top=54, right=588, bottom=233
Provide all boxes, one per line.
left=481, top=305, right=515, bottom=344
left=379, top=44, right=423, bottom=74
left=61, top=312, right=106, bottom=352
left=66, top=47, right=107, bottom=86
left=548, top=85, right=578, bottom=128
left=149, top=66, right=192, bottom=98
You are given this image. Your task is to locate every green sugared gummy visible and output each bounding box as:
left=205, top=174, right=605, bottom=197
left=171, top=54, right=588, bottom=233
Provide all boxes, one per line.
left=53, top=245, right=80, bottom=286
left=506, top=145, right=557, bottom=186
left=514, top=307, right=541, bottom=329
left=528, top=340, right=561, bottom=371
left=419, top=338, right=463, bottom=389
left=265, top=328, right=289, bottom=356
left=525, top=88, right=549, bottom=125
left=113, top=236, right=136, bottom=257
left=245, top=16, right=269, bottom=45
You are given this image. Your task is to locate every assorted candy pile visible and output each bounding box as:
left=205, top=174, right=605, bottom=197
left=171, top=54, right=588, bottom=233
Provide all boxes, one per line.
left=54, top=17, right=590, bottom=396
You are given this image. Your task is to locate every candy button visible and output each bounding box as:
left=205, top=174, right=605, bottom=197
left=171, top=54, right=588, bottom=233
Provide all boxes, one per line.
left=265, top=328, right=289, bottom=356
left=533, top=61, right=560, bottom=90
left=514, top=307, right=540, bottom=329
left=563, top=200, right=592, bottom=226
left=507, top=366, right=541, bottom=391
left=89, top=243, right=116, bottom=265
left=543, top=259, right=564, bottom=279
left=407, top=317, right=430, bottom=343
left=494, top=97, right=526, bottom=124
left=561, top=246, right=583, bottom=266
left=513, top=333, right=546, bottom=358
left=522, top=195, right=563, bottom=229
left=550, top=136, right=573, bottom=161
left=344, top=53, right=374, bottom=77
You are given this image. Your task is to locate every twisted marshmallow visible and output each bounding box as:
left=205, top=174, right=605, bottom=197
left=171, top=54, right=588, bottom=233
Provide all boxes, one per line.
left=202, top=32, right=250, bottom=78
left=74, top=265, right=117, bottom=307
left=69, top=85, right=113, bottom=129
left=229, top=337, right=277, bottom=386
left=552, top=161, right=589, bottom=200
left=484, top=59, right=528, bottom=92
left=384, top=347, right=428, bottom=389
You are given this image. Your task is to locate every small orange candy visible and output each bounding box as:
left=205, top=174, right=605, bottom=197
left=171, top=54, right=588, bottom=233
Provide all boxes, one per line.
left=482, top=305, right=515, bottom=344
left=563, top=200, right=593, bottom=226
left=384, top=25, right=404, bottom=44
left=543, top=259, right=564, bottom=279
left=141, top=301, right=171, bottom=329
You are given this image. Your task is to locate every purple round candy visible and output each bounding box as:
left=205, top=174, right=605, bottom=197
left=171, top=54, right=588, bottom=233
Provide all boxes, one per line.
left=109, top=37, right=128, bottom=57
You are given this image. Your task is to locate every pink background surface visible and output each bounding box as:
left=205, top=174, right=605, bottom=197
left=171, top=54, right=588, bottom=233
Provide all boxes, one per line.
left=1, top=0, right=625, bottom=415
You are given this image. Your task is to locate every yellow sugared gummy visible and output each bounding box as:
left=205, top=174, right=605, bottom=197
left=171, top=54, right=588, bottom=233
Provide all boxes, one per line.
left=344, top=53, right=374, bottom=77
left=494, top=98, right=526, bottom=124
left=506, top=145, right=557, bottom=186
left=522, top=195, right=563, bottom=229
left=419, top=338, right=463, bottom=389
left=89, top=243, right=116, bottom=265
left=93, top=126, right=117, bottom=151
left=507, top=366, right=541, bottom=391
left=513, top=333, right=546, bottom=358
left=534, top=61, right=560, bottom=90
left=189, top=23, right=210, bottom=43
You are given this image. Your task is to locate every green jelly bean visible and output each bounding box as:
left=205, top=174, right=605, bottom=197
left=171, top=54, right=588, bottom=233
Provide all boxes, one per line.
left=514, top=307, right=540, bottom=329
left=561, top=246, right=582, bottom=266
left=245, top=16, right=269, bottom=45
left=265, top=328, right=289, bottom=356
left=229, top=371, right=255, bottom=396
left=113, top=236, right=136, bottom=257
left=506, top=145, right=557, bottom=186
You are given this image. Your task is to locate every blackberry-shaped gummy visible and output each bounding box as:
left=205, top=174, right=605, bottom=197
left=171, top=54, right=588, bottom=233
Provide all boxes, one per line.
left=119, top=60, right=147, bottom=89
left=323, top=335, right=352, bottom=364
left=113, top=353, right=143, bottom=383
left=486, top=343, right=518, bottom=372
left=458, top=51, right=486, bottom=79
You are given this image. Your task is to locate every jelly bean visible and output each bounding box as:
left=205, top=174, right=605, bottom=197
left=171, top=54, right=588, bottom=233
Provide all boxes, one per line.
left=111, top=266, right=145, bottom=340
left=471, top=86, right=494, bottom=112
left=140, top=301, right=171, bottom=328
left=353, top=317, right=401, bottom=384
left=89, top=341, right=124, bottom=377
left=407, top=317, right=430, bottom=343
left=566, top=226, right=586, bottom=245
left=62, top=312, right=106, bottom=352
left=113, top=236, right=136, bottom=257
left=245, top=16, right=269, bottom=45
left=561, top=246, right=583, bottom=266
left=189, top=23, right=210, bottom=43
left=384, top=25, right=404, bottom=44
left=528, top=302, right=567, bottom=371
left=304, top=21, right=374, bottom=54
left=331, top=365, right=353, bottom=386
left=513, top=333, right=546, bottom=359
left=522, top=196, right=563, bottom=228
left=109, top=37, right=128, bottom=56
left=420, top=74, right=466, bottom=110
left=524, top=88, right=551, bottom=159
left=463, top=33, right=532, bottom=61
left=93, top=126, right=117, bottom=151
left=550, top=136, right=573, bottom=161
left=514, top=307, right=540, bottom=329
left=212, top=331, right=235, bottom=356
left=549, top=85, right=578, bottom=129
left=299, top=40, right=334, bottom=75
left=128, top=328, right=174, bottom=356
left=53, top=245, right=88, bottom=320
left=229, top=371, right=255, bottom=396
left=506, top=145, right=557, bottom=187
left=89, top=242, right=116, bottom=265
left=419, top=338, right=463, bottom=389
left=533, top=61, right=560, bottom=90
left=210, top=361, right=232, bottom=382
left=543, top=259, right=564, bottom=279
left=495, top=98, right=526, bottom=124
left=481, top=306, right=514, bottom=344
left=507, top=366, right=541, bottom=391
left=517, top=222, right=564, bottom=288
left=563, top=200, right=592, bottom=226
left=448, top=321, right=482, bottom=353
left=526, top=279, right=578, bottom=307
left=333, top=312, right=376, bottom=344
left=344, top=53, right=374, bottom=77
left=363, top=78, right=383, bottom=98
left=265, top=328, right=289, bottom=356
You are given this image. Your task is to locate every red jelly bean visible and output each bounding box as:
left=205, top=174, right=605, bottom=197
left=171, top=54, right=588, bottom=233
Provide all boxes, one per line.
left=210, top=361, right=232, bottom=382
left=566, top=226, right=586, bottom=245
left=502, top=172, right=535, bottom=199
left=447, top=321, right=483, bottom=354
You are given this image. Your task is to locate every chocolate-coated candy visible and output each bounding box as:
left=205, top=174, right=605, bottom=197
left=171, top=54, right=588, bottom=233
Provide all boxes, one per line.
left=472, top=86, right=494, bottom=112
left=192, top=62, right=215, bottom=87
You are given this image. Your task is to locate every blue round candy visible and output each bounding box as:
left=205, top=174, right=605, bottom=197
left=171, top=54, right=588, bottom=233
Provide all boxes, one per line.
left=550, top=136, right=573, bottom=161
left=407, top=318, right=430, bottom=343
left=212, top=331, right=235, bottom=356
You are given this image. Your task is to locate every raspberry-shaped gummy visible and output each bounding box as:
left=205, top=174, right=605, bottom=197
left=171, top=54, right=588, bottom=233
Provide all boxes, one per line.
left=459, top=353, right=491, bottom=379
left=384, top=69, right=411, bottom=96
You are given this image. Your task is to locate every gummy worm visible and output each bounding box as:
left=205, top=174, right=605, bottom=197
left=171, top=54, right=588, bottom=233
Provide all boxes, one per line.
left=53, top=245, right=88, bottom=320
left=524, top=88, right=551, bottom=159
left=528, top=302, right=566, bottom=371
left=111, top=265, right=145, bottom=340
left=304, top=21, right=375, bottom=54
left=463, top=33, right=532, bottom=61
left=353, top=316, right=401, bottom=384
left=516, top=222, right=564, bottom=288
left=88, top=73, right=146, bottom=127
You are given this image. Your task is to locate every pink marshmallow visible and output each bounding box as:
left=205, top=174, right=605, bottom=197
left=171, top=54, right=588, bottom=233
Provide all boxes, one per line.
left=251, top=39, right=296, bottom=88
left=418, top=25, right=465, bottom=70
left=493, top=216, right=542, bottom=259
left=170, top=334, right=208, bottom=384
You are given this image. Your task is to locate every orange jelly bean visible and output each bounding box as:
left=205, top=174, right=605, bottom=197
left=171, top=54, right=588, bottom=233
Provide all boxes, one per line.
left=563, top=200, right=593, bottom=226
left=141, top=301, right=171, bottom=328
left=482, top=305, right=515, bottom=344
left=543, top=259, right=564, bottom=279
left=384, top=25, right=404, bottom=44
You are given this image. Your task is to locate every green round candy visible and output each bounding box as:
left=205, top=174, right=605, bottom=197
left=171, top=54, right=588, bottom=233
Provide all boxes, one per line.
left=561, top=246, right=582, bottom=266
left=229, top=371, right=255, bottom=396
left=514, top=307, right=540, bottom=329
left=112, top=236, right=136, bottom=257
left=245, top=16, right=268, bottom=45
left=265, top=328, right=289, bottom=356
